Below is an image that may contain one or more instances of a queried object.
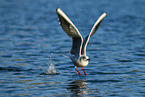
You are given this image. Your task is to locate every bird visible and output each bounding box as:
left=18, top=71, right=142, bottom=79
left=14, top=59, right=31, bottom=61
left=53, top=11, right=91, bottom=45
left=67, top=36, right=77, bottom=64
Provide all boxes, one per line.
left=56, top=8, right=107, bottom=75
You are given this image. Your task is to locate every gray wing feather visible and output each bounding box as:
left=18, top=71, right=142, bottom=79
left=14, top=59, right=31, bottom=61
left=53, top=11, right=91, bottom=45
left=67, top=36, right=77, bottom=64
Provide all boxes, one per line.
left=56, top=8, right=83, bottom=56
left=81, top=12, right=107, bottom=55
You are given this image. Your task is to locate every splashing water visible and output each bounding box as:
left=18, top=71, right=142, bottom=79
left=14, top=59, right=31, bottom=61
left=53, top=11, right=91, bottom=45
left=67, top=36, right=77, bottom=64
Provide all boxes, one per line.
left=44, top=62, right=58, bottom=75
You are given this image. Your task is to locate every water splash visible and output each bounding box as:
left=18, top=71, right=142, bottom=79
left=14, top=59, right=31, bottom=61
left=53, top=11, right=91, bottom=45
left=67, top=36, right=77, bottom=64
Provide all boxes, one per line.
left=44, top=62, right=58, bottom=75
left=43, top=54, right=59, bottom=75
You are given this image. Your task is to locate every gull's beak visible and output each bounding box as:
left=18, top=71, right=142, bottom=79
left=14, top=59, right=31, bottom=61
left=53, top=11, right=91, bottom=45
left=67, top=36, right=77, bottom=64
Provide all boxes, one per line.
left=87, top=58, right=90, bottom=61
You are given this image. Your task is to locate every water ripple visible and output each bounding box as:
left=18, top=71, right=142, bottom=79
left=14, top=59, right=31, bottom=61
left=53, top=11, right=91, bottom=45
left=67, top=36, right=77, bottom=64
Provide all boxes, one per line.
left=0, top=0, right=145, bottom=96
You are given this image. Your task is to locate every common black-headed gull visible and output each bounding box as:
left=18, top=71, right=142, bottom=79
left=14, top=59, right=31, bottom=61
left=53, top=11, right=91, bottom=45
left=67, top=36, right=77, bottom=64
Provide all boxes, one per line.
left=56, top=8, right=107, bottom=75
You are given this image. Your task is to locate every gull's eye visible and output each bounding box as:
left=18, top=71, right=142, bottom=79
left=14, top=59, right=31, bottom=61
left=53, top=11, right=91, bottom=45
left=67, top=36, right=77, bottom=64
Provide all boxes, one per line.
left=81, top=56, right=89, bottom=61
left=84, top=57, right=89, bottom=61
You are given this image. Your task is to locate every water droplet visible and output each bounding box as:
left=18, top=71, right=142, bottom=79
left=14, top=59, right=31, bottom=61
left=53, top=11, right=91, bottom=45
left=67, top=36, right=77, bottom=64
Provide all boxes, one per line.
left=44, top=62, right=58, bottom=75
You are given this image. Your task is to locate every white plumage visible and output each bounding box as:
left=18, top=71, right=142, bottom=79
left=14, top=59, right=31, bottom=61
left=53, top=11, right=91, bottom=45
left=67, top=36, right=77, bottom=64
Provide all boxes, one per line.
left=56, top=8, right=107, bottom=75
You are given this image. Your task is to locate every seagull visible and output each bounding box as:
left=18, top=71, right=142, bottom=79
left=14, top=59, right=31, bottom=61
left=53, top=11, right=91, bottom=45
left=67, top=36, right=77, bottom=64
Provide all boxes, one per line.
left=56, top=8, right=107, bottom=75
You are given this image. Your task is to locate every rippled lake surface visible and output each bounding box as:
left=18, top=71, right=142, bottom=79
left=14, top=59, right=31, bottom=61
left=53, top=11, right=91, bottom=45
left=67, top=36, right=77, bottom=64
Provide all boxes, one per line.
left=0, top=0, right=145, bottom=96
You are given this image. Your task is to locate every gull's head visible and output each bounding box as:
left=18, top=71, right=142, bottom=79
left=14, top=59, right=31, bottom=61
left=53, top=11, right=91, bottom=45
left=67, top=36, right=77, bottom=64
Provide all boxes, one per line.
left=80, top=56, right=90, bottom=66
left=81, top=56, right=90, bottom=61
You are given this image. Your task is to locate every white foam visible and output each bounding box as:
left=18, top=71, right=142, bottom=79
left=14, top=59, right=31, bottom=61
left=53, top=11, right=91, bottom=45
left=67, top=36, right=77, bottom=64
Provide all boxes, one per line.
left=44, top=62, right=57, bottom=75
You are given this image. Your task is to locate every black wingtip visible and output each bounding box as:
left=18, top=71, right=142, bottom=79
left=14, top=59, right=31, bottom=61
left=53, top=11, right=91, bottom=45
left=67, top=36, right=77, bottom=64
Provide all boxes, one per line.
left=105, top=12, right=107, bottom=15
left=56, top=8, right=60, bottom=12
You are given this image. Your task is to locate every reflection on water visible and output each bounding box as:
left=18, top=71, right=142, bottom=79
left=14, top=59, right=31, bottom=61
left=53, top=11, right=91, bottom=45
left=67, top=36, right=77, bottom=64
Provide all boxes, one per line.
left=67, top=80, right=89, bottom=96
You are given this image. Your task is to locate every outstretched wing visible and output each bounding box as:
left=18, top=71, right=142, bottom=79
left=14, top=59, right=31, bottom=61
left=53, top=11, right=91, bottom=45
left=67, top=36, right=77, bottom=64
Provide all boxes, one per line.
left=81, top=12, right=107, bottom=55
left=56, top=8, right=83, bottom=56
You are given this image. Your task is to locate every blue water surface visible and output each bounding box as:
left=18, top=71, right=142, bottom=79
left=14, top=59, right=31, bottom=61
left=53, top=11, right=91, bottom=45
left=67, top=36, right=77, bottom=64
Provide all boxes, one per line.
left=0, top=0, right=145, bottom=96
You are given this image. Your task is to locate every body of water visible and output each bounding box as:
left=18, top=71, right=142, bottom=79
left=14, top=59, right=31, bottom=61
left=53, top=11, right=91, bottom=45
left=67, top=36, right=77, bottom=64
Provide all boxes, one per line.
left=0, top=0, right=145, bottom=96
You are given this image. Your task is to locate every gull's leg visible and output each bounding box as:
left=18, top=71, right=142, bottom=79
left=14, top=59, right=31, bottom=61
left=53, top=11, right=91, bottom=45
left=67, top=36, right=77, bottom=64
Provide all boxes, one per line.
left=75, top=66, right=81, bottom=75
left=82, top=67, right=87, bottom=75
